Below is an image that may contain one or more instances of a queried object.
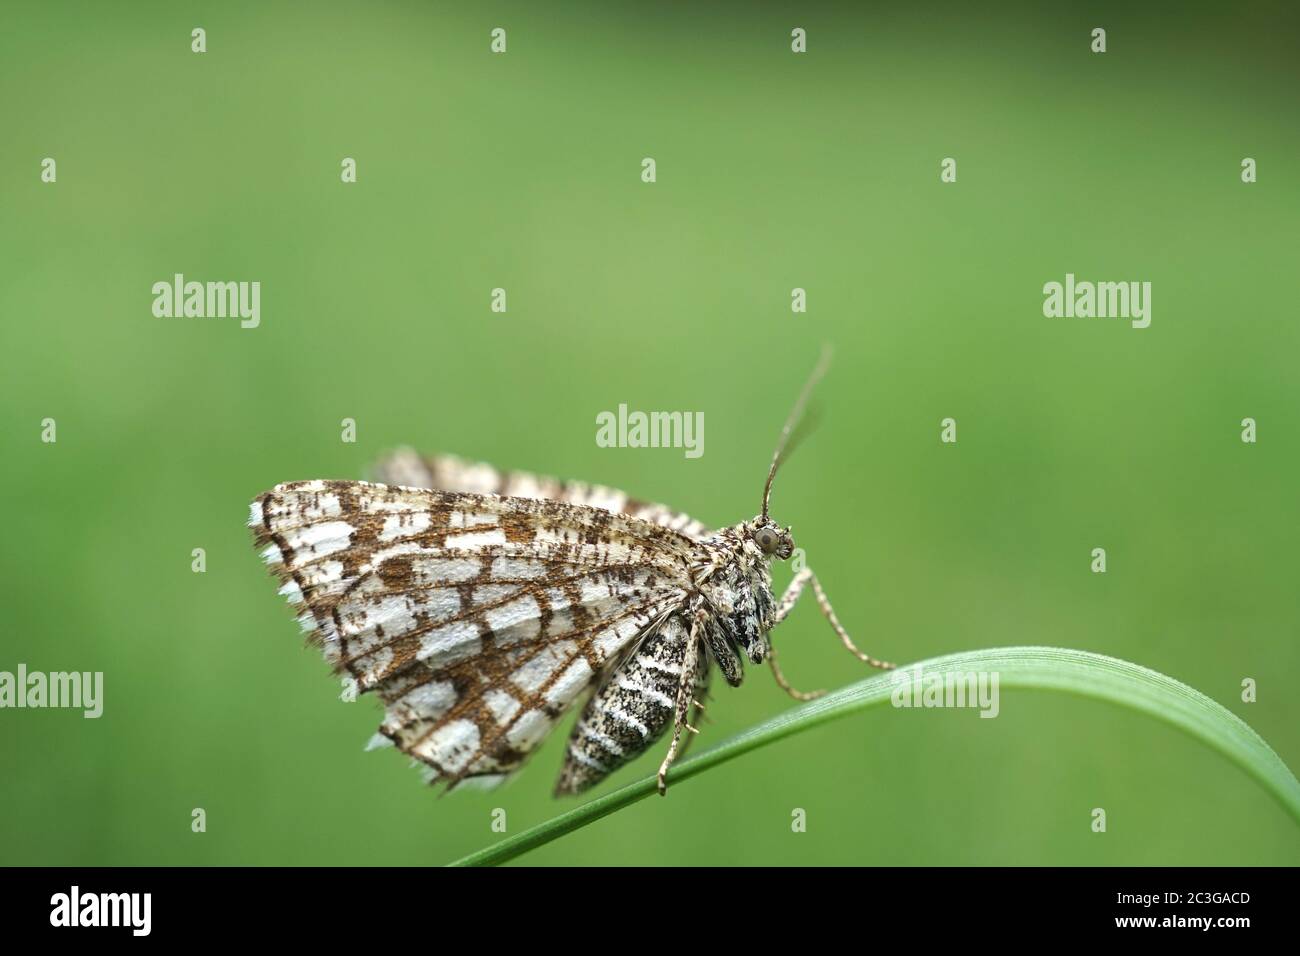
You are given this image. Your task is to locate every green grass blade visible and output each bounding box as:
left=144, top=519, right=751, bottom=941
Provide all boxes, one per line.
left=447, top=646, right=1300, bottom=867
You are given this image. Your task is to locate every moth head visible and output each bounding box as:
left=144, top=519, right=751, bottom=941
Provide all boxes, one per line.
left=750, top=518, right=794, bottom=561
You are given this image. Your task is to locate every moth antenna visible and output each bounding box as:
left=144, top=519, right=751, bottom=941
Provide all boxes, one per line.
left=761, top=344, right=833, bottom=520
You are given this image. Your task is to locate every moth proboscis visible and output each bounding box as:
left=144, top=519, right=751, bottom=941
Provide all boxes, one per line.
left=249, top=348, right=892, bottom=797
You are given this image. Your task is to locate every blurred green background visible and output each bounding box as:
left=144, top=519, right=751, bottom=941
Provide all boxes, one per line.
left=2, top=0, right=1298, bottom=866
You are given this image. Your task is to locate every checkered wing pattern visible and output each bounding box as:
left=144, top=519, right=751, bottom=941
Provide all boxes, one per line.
left=251, top=479, right=698, bottom=789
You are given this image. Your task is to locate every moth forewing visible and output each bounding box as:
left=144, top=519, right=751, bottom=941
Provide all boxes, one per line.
left=251, top=479, right=700, bottom=789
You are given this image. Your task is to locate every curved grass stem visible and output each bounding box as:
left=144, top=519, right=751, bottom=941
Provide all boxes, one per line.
left=447, top=646, right=1300, bottom=867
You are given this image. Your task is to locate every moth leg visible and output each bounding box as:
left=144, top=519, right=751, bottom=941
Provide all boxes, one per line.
left=768, top=645, right=823, bottom=701
left=675, top=663, right=713, bottom=764
left=775, top=568, right=894, bottom=671
left=656, top=621, right=703, bottom=796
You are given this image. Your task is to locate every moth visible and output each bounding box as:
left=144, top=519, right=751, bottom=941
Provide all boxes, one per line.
left=249, top=351, right=892, bottom=796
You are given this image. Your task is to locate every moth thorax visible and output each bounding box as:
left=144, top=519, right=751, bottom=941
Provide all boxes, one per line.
left=715, top=559, right=774, bottom=666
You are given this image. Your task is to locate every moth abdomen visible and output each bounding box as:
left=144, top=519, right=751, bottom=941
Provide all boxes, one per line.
left=555, top=615, right=702, bottom=795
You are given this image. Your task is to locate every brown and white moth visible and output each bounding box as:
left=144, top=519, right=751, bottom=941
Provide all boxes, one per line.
left=249, top=351, right=892, bottom=796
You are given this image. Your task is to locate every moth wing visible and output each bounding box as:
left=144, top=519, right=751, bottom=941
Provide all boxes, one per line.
left=251, top=479, right=696, bottom=788
left=372, top=448, right=712, bottom=540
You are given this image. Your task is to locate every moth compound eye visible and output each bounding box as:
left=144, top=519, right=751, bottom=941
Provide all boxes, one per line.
left=755, top=527, right=779, bottom=554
